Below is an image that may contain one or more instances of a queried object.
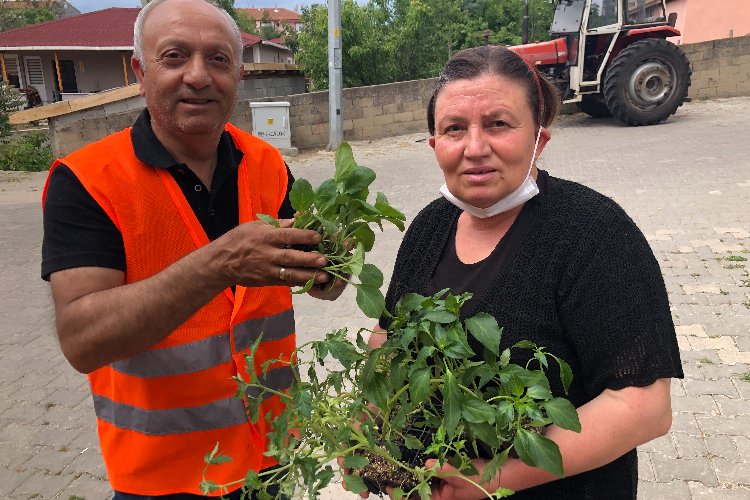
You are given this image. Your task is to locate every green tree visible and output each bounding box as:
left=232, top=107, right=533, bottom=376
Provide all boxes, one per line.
left=298, top=1, right=393, bottom=90
left=0, top=0, right=58, bottom=32
left=296, top=0, right=555, bottom=90
left=389, top=0, right=467, bottom=81
left=463, top=0, right=554, bottom=47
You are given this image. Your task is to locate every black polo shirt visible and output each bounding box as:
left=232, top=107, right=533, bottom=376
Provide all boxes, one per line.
left=41, top=109, right=295, bottom=281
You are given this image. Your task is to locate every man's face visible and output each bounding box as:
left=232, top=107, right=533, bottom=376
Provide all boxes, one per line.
left=132, top=0, right=243, bottom=141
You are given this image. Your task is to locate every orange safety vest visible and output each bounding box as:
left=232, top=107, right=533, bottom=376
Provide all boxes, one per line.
left=44, top=124, right=295, bottom=496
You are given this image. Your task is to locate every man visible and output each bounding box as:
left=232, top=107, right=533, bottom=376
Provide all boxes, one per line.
left=41, top=0, right=341, bottom=498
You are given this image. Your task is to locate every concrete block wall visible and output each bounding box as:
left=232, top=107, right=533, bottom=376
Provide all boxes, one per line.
left=680, top=35, right=750, bottom=100
left=48, top=36, right=750, bottom=156
left=239, top=77, right=438, bottom=150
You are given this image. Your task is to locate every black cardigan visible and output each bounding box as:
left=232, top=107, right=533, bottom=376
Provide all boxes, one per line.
left=382, top=172, right=683, bottom=499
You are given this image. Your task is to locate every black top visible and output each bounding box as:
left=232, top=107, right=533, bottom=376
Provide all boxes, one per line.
left=42, top=109, right=295, bottom=280
left=425, top=171, right=558, bottom=317
left=381, top=171, right=683, bottom=499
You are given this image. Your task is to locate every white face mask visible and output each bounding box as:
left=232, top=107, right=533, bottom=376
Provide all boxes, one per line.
left=440, top=125, right=543, bottom=218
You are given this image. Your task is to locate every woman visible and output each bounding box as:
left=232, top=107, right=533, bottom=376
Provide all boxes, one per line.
left=368, top=46, right=683, bottom=499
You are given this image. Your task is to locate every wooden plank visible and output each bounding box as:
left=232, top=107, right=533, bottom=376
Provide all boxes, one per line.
left=243, top=63, right=299, bottom=73
left=9, top=100, right=72, bottom=124
left=9, top=83, right=141, bottom=124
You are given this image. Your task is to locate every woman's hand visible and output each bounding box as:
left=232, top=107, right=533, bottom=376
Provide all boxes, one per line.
left=426, top=458, right=498, bottom=500
left=336, top=456, right=370, bottom=499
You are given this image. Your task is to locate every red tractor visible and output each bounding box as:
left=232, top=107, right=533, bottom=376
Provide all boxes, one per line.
left=511, top=0, right=691, bottom=126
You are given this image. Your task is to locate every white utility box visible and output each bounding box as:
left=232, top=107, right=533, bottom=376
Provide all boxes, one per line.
left=249, top=101, right=297, bottom=155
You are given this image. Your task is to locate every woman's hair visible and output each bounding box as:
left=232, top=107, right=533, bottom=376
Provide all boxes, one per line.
left=427, top=45, right=560, bottom=135
left=133, top=0, right=243, bottom=71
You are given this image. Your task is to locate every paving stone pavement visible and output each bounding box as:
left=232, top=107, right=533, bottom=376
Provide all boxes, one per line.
left=1, top=97, right=749, bottom=500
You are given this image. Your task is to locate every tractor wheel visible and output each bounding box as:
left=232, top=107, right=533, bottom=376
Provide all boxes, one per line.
left=577, top=94, right=612, bottom=118
left=603, top=38, right=691, bottom=126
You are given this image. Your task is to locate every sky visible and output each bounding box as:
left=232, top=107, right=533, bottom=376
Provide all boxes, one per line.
left=71, top=0, right=323, bottom=13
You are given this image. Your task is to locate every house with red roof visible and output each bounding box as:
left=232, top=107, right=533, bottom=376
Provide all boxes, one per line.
left=0, top=7, right=296, bottom=106
left=238, top=7, right=302, bottom=32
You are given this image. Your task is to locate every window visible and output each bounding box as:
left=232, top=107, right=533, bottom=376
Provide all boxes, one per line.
left=589, top=0, right=618, bottom=29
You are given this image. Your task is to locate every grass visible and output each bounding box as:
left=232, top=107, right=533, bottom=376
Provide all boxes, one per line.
left=698, top=357, right=714, bottom=365
left=740, top=372, right=750, bottom=383
left=725, top=264, right=745, bottom=269
left=725, top=255, right=748, bottom=262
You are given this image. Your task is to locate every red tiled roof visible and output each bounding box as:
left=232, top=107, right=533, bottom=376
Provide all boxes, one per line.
left=238, top=7, right=301, bottom=23
left=241, top=32, right=264, bottom=46
left=0, top=8, right=279, bottom=50
left=0, top=8, right=140, bottom=49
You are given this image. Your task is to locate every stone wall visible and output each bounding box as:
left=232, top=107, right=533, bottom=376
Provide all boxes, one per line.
left=233, top=78, right=437, bottom=150
left=680, top=36, right=750, bottom=99
left=48, top=36, right=750, bottom=156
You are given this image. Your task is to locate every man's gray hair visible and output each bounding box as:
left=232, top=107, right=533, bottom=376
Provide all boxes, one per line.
left=133, top=0, right=244, bottom=70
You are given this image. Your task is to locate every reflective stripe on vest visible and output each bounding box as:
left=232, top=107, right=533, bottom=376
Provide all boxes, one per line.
left=93, top=394, right=247, bottom=435
left=246, top=364, right=296, bottom=401
left=111, top=308, right=295, bottom=378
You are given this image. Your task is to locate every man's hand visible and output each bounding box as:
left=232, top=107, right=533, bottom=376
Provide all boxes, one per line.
left=306, top=272, right=348, bottom=300
left=214, top=219, right=328, bottom=288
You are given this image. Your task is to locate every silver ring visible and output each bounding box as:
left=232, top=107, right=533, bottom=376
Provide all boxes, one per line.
left=279, top=267, right=287, bottom=281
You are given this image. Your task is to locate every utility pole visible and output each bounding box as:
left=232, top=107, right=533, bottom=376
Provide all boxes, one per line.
left=327, top=0, right=343, bottom=151
left=522, top=0, right=530, bottom=44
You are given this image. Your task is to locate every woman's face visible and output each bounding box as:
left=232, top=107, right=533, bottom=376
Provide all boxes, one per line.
left=429, top=74, right=550, bottom=209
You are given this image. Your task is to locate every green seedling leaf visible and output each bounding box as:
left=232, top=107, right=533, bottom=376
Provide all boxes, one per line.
left=534, top=350, right=549, bottom=368
left=495, top=400, right=515, bottom=427
left=289, top=178, right=315, bottom=212
left=418, top=482, right=432, bottom=500
left=495, top=487, right=516, bottom=498
left=410, top=366, right=431, bottom=404
left=244, top=469, right=262, bottom=490
left=342, top=454, right=370, bottom=469
left=204, top=442, right=223, bottom=464
left=443, top=369, right=462, bottom=438
left=342, top=474, right=368, bottom=494
left=335, top=142, right=357, bottom=181
left=465, top=313, right=502, bottom=356
left=347, top=244, right=365, bottom=276
left=356, top=284, right=385, bottom=319
left=314, top=178, right=337, bottom=209
left=397, top=293, right=427, bottom=314
left=358, top=263, right=383, bottom=288
left=543, top=397, right=582, bottom=432
left=199, top=480, right=221, bottom=495
left=362, top=369, right=389, bottom=410
left=461, top=395, right=496, bottom=424
left=423, top=310, right=456, bottom=324
left=499, top=348, right=511, bottom=367
left=526, top=384, right=553, bottom=401
left=256, top=213, right=280, bottom=228
left=551, top=354, right=574, bottom=394
left=403, top=434, right=425, bottom=450
left=292, top=278, right=315, bottom=295
left=351, top=223, right=376, bottom=252
left=514, top=340, right=537, bottom=350
left=480, top=448, right=510, bottom=485
left=345, top=166, right=376, bottom=194
left=513, top=428, right=564, bottom=477
left=391, top=488, right=406, bottom=499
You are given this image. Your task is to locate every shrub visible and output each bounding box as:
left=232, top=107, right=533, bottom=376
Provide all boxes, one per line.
left=0, top=131, right=53, bottom=172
